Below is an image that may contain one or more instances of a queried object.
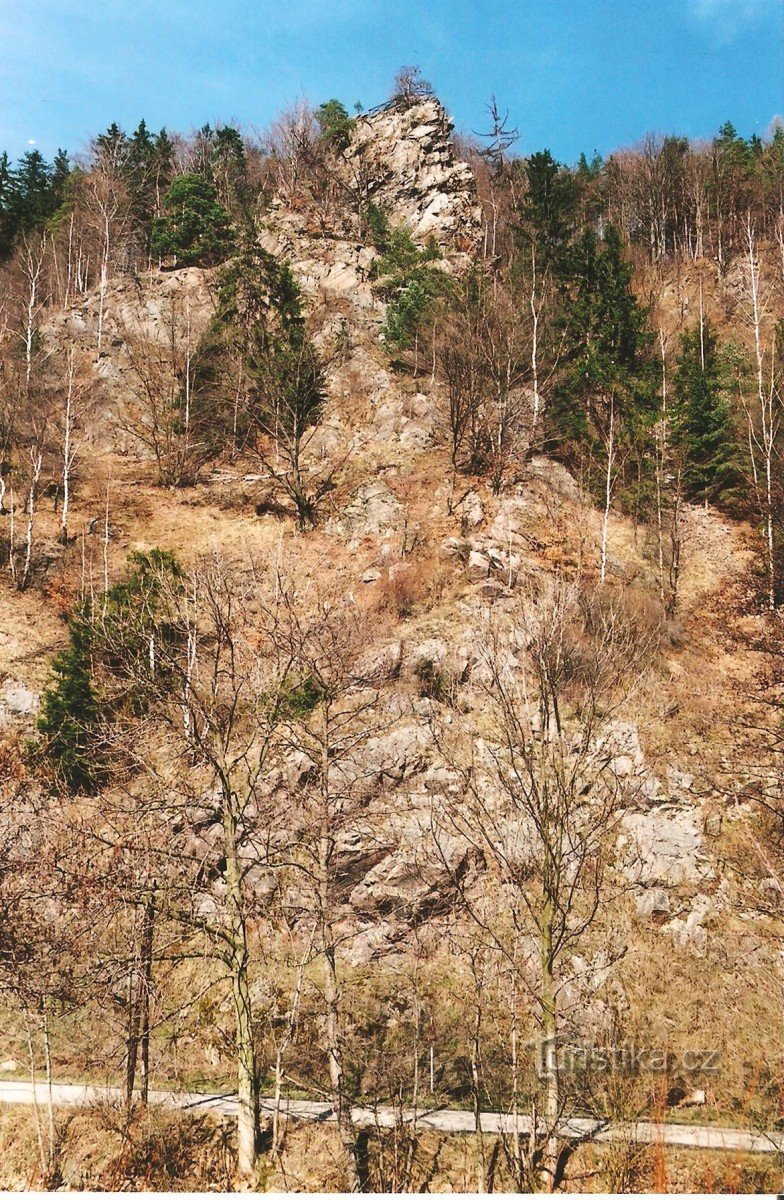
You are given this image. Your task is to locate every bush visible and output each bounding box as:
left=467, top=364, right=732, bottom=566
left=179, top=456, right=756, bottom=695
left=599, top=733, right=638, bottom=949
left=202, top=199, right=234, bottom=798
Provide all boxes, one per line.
left=368, top=220, right=446, bottom=353
left=361, top=202, right=390, bottom=251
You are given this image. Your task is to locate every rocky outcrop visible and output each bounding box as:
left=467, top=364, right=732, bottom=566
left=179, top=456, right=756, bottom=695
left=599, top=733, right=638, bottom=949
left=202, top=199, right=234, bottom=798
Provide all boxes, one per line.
left=340, top=98, right=483, bottom=252
left=44, top=267, right=215, bottom=381
left=0, top=677, right=39, bottom=731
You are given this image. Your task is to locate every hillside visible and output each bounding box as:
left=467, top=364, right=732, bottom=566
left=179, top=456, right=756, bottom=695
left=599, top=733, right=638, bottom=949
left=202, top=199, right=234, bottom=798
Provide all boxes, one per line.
left=0, top=84, right=783, bottom=1193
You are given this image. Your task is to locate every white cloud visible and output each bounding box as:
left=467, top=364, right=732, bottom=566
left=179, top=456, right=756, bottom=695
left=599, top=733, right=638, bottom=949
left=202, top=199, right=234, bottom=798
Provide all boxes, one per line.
left=689, top=0, right=779, bottom=34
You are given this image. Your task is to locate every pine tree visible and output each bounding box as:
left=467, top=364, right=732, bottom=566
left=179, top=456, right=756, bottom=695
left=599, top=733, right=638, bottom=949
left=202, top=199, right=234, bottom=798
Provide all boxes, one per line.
left=150, top=173, right=235, bottom=266
left=315, top=99, right=355, bottom=151
left=672, top=320, right=739, bottom=506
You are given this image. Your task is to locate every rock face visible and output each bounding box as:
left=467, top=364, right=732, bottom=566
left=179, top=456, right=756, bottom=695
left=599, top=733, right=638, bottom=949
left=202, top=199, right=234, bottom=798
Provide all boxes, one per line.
left=0, top=678, right=40, bottom=730
left=45, top=267, right=215, bottom=381
left=340, top=98, right=483, bottom=252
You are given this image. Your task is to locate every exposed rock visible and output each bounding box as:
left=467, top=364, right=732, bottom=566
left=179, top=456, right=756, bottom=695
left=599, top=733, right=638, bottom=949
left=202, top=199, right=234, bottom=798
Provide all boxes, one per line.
left=1, top=678, right=39, bottom=716
left=635, top=888, right=671, bottom=920
left=360, top=725, right=433, bottom=785
left=664, top=892, right=713, bottom=950
left=329, top=479, right=402, bottom=544
left=439, top=536, right=470, bottom=561
left=410, top=638, right=450, bottom=669
left=478, top=579, right=513, bottom=603
left=339, top=98, right=483, bottom=252
left=457, top=490, right=484, bottom=529
left=620, top=808, right=713, bottom=888
left=354, top=640, right=403, bottom=684
left=258, top=221, right=377, bottom=307
left=466, top=550, right=490, bottom=580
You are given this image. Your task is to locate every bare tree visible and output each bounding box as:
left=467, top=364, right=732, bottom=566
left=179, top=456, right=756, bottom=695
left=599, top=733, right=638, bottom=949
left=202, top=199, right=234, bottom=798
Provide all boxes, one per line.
left=272, top=580, right=390, bottom=1189
left=430, top=579, right=656, bottom=1189
left=741, top=218, right=782, bottom=610
left=117, top=288, right=206, bottom=486
left=390, top=67, right=435, bottom=110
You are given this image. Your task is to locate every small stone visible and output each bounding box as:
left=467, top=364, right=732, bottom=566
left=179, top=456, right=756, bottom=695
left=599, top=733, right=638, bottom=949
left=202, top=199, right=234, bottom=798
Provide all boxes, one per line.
left=439, top=537, right=469, bottom=561
left=478, top=579, right=511, bottom=601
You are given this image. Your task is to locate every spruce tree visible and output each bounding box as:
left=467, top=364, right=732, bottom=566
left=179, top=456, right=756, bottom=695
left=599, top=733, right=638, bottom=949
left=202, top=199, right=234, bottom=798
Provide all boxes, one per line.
left=519, top=149, right=577, bottom=272
left=37, top=611, right=102, bottom=793
left=548, top=224, right=655, bottom=457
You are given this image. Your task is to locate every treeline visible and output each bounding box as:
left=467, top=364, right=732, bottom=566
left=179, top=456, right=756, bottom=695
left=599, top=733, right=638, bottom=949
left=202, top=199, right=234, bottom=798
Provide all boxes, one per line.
left=1, top=86, right=783, bottom=617
left=466, top=115, right=784, bottom=269
left=380, top=137, right=782, bottom=613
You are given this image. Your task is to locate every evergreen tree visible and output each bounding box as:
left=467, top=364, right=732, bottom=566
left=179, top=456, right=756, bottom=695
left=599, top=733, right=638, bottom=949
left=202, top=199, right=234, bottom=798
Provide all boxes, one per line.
left=0, top=151, right=14, bottom=259
left=11, top=149, right=53, bottom=230
left=49, top=149, right=71, bottom=211
left=150, top=173, right=235, bottom=266
left=315, top=99, right=355, bottom=151
left=672, top=320, right=739, bottom=505
left=519, top=149, right=578, bottom=271
left=547, top=224, right=656, bottom=509
left=36, top=611, right=102, bottom=793
left=94, top=121, right=129, bottom=169
left=125, top=119, right=158, bottom=234
left=209, top=126, right=249, bottom=219
left=36, top=550, right=183, bottom=792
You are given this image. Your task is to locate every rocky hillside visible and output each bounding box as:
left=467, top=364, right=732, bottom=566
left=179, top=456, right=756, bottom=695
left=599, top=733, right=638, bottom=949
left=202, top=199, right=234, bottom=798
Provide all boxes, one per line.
left=0, top=90, right=781, bottom=1192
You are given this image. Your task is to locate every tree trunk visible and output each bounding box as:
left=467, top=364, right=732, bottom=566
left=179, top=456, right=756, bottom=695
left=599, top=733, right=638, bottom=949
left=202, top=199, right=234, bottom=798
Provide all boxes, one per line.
left=540, top=902, right=559, bottom=1192
left=320, top=825, right=361, bottom=1190
left=222, top=803, right=259, bottom=1184
left=319, top=706, right=361, bottom=1190
left=139, top=891, right=155, bottom=1105
left=600, top=394, right=615, bottom=584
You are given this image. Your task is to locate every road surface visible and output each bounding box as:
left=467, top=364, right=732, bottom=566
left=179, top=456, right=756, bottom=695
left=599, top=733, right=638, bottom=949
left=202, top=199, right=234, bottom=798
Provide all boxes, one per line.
left=0, top=1080, right=782, bottom=1156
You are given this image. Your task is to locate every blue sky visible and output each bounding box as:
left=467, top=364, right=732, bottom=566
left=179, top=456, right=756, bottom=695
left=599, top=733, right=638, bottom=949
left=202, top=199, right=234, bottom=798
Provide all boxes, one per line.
left=1, top=0, right=782, bottom=165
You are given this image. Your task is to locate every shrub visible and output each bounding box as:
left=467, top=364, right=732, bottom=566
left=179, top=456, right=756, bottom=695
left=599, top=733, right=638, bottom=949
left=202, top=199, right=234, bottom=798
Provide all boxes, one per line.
left=368, top=221, right=447, bottom=353
left=361, top=202, right=390, bottom=251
